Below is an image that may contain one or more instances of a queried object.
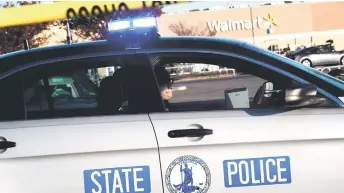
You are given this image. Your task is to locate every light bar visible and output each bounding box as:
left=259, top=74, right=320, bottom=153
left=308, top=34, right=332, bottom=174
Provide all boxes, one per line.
left=108, top=20, right=131, bottom=31
left=108, top=17, right=157, bottom=32
left=106, top=16, right=159, bottom=50
left=133, top=17, right=157, bottom=28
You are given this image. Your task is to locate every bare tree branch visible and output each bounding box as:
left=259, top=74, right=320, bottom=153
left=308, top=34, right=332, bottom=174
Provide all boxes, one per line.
left=0, top=4, right=164, bottom=54
left=168, top=21, right=216, bottom=36
left=0, top=1, right=52, bottom=54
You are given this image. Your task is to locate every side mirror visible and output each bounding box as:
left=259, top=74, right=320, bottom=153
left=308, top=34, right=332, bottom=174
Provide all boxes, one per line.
left=285, top=84, right=326, bottom=108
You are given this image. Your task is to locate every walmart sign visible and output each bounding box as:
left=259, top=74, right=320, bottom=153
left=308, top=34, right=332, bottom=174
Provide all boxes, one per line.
left=207, top=16, right=265, bottom=32
left=207, top=13, right=277, bottom=34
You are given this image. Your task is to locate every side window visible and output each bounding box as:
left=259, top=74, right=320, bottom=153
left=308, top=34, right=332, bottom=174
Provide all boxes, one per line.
left=48, top=71, right=98, bottom=110
left=319, top=45, right=334, bottom=53
left=157, top=63, right=266, bottom=111
left=14, top=55, right=138, bottom=120
left=309, top=48, right=319, bottom=54
left=153, top=55, right=337, bottom=112
left=23, top=66, right=121, bottom=112
left=0, top=53, right=159, bottom=121
left=317, top=47, right=327, bottom=53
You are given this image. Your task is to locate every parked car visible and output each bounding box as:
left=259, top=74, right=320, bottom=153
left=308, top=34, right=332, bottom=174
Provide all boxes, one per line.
left=0, top=16, right=344, bottom=193
left=286, top=44, right=344, bottom=67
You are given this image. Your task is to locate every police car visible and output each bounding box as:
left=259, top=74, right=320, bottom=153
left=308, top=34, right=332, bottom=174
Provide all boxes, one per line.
left=0, top=14, right=344, bottom=193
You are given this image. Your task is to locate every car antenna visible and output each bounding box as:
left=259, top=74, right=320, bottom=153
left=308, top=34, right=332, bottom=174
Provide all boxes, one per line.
left=66, top=19, right=73, bottom=45
left=23, top=39, right=30, bottom=50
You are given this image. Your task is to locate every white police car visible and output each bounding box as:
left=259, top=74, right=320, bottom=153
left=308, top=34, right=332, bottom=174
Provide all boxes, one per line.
left=0, top=15, right=344, bottom=193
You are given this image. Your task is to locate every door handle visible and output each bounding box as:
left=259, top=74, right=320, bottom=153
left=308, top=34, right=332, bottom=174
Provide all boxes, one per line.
left=168, top=129, right=213, bottom=138
left=168, top=124, right=213, bottom=138
left=0, top=136, right=16, bottom=151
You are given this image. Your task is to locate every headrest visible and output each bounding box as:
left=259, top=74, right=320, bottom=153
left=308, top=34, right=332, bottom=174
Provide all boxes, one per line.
left=97, top=76, right=124, bottom=114
left=155, top=66, right=171, bottom=87
left=112, top=68, right=128, bottom=100
left=112, top=68, right=126, bottom=81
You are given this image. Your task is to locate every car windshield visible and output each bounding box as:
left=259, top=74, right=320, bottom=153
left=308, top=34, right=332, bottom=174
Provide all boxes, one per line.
left=242, top=43, right=344, bottom=88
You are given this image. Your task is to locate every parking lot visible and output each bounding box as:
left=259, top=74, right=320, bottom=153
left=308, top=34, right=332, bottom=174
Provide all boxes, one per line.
left=172, top=74, right=264, bottom=102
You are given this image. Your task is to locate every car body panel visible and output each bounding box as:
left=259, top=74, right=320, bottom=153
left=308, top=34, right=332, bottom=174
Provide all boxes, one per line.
left=324, top=52, right=342, bottom=64
left=300, top=52, right=342, bottom=66
left=150, top=108, right=344, bottom=193
left=0, top=115, right=162, bottom=193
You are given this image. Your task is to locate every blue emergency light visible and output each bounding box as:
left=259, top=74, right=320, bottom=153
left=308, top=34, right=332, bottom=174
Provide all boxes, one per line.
left=106, top=16, right=159, bottom=49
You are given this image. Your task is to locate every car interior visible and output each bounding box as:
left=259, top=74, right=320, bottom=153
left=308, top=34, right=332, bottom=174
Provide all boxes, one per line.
left=0, top=53, right=339, bottom=121
left=154, top=54, right=337, bottom=112
left=14, top=57, right=134, bottom=119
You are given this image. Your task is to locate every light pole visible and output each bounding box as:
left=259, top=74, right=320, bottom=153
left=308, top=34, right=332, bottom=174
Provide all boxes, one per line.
left=249, top=7, right=256, bottom=45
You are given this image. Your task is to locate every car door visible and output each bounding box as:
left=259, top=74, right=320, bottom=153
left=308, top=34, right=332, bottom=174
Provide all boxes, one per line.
left=306, top=48, right=325, bottom=66
left=0, top=53, right=163, bottom=193
left=318, top=46, right=340, bottom=65
left=325, top=51, right=341, bottom=65
left=148, top=51, right=344, bottom=193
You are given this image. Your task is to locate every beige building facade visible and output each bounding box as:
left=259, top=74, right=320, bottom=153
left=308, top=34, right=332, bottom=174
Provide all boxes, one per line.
left=157, top=1, right=344, bottom=50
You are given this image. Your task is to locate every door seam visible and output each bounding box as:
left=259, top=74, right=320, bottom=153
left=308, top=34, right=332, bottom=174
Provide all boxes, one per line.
left=148, top=113, right=165, bottom=193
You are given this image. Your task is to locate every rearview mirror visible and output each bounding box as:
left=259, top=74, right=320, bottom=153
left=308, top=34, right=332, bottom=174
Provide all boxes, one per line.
left=285, top=84, right=326, bottom=108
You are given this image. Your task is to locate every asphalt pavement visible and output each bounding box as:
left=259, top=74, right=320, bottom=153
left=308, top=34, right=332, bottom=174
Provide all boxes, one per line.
left=171, top=75, right=266, bottom=103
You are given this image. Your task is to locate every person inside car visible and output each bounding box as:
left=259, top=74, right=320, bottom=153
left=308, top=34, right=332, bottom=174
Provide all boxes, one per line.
left=155, top=66, right=174, bottom=111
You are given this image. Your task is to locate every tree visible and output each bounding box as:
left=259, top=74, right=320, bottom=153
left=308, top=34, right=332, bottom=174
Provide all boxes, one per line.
left=0, top=1, right=53, bottom=54
left=67, top=15, right=109, bottom=41
left=0, top=3, right=163, bottom=54
left=168, top=21, right=217, bottom=36
left=0, top=1, right=109, bottom=53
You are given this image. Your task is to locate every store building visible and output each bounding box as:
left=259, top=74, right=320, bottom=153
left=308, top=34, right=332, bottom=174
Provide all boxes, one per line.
left=157, top=1, right=344, bottom=51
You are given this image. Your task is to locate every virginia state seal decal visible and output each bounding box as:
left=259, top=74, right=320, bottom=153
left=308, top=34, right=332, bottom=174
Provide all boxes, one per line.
left=165, top=155, right=211, bottom=193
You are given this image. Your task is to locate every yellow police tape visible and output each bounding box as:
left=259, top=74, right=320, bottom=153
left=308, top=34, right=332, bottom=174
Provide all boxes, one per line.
left=0, top=1, right=186, bottom=28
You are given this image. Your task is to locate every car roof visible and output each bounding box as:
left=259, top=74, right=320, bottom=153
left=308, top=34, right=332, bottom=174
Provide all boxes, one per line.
left=291, top=46, right=315, bottom=54
left=0, top=36, right=246, bottom=61
left=0, top=36, right=247, bottom=76
left=292, top=44, right=334, bottom=54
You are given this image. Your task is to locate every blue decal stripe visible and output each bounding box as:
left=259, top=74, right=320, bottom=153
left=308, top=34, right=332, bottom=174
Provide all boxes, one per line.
left=223, top=156, right=291, bottom=188
left=84, top=165, right=151, bottom=193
